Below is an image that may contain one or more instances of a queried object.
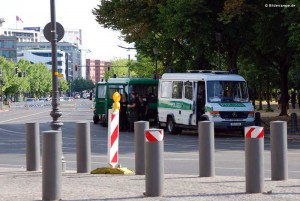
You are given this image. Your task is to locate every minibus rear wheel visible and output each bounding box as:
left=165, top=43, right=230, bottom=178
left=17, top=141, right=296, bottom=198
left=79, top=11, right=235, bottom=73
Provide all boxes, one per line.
left=93, top=114, right=100, bottom=124
left=167, top=117, right=179, bottom=135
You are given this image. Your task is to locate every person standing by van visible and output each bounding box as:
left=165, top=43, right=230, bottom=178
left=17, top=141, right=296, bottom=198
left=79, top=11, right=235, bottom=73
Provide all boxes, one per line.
left=138, top=95, right=148, bottom=121
left=128, top=92, right=139, bottom=131
left=120, top=94, right=129, bottom=132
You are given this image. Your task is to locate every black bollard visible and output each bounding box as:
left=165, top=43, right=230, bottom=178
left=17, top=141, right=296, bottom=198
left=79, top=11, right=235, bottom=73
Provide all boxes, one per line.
left=290, top=113, right=299, bottom=133
left=254, top=112, right=261, bottom=126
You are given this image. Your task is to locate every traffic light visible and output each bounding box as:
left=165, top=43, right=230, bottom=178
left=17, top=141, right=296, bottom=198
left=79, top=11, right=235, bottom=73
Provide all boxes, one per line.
left=15, top=67, right=18, bottom=74
left=75, top=64, right=78, bottom=71
left=107, top=63, right=111, bottom=71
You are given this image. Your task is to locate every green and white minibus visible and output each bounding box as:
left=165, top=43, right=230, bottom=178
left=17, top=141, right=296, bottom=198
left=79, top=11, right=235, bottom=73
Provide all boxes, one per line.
left=157, top=70, right=255, bottom=134
left=93, top=77, right=159, bottom=126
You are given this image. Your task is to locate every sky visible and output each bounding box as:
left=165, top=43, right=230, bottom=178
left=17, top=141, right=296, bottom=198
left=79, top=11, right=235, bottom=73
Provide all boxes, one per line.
left=0, top=0, right=136, bottom=61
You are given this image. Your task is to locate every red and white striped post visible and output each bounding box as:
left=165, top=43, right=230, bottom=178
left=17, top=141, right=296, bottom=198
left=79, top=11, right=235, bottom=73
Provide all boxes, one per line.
left=144, top=129, right=164, bottom=197
left=107, top=92, right=121, bottom=168
left=108, top=109, right=119, bottom=168
left=245, top=126, right=264, bottom=193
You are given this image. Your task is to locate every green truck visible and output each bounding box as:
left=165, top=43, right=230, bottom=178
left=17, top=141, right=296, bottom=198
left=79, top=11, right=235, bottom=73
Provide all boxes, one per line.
left=93, top=77, right=159, bottom=126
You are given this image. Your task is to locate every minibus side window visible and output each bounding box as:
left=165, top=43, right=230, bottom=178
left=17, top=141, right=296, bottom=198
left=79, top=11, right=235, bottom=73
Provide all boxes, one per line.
left=172, top=81, right=183, bottom=99
left=184, top=81, right=193, bottom=100
left=97, top=85, right=106, bottom=98
left=161, top=81, right=172, bottom=98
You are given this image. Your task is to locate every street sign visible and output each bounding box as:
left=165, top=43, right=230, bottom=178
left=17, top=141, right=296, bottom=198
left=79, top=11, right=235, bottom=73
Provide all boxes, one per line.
left=43, top=22, right=65, bottom=42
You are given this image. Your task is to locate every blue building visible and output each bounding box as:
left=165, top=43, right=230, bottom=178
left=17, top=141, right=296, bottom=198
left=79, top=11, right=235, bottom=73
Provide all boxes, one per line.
left=0, top=35, right=17, bottom=62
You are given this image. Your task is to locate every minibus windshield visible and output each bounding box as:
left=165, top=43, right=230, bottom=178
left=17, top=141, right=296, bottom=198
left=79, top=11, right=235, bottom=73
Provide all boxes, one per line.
left=207, top=81, right=249, bottom=103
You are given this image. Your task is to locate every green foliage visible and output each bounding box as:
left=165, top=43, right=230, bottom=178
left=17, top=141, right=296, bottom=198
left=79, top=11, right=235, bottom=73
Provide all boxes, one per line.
left=59, top=79, right=69, bottom=92
left=71, top=78, right=95, bottom=92
left=0, top=57, right=67, bottom=100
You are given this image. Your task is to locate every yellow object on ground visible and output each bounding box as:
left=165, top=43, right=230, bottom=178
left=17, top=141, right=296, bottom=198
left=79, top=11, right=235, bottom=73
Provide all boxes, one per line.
left=91, top=167, right=134, bottom=175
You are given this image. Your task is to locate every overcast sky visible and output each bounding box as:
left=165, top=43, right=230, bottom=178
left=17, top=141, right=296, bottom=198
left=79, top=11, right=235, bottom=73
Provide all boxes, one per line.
left=0, top=0, right=136, bottom=61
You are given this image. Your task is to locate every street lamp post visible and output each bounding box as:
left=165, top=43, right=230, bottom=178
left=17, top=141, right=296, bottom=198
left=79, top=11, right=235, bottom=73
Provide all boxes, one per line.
left=49, top=0, right=63, bottom=130
left=0, top=71, right=3, bottom=110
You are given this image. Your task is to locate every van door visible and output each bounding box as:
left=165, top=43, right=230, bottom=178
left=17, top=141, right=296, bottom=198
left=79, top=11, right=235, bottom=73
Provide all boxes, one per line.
left=181, top=81, right=194, bottom=125
left=171, top=81, right=184, bottom=124
left=196, top=81, right=206, bottom=122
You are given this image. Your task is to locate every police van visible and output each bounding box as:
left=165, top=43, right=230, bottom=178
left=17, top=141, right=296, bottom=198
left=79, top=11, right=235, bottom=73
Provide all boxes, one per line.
left=157, top=70, right=255, bottom=134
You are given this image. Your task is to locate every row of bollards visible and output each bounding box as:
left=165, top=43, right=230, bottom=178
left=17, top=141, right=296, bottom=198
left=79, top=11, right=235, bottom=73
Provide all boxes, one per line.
left=25, top=121, right=91, bottom=200
left=25, top=119, right=289, bottom=199
left=133, top=120, right=289, bottom=196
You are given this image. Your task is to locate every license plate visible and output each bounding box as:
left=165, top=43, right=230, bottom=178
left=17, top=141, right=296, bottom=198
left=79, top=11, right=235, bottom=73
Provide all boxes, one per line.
left=230, top=122, right=241, bottom=126
left=149, top=118, right=155, bottom=122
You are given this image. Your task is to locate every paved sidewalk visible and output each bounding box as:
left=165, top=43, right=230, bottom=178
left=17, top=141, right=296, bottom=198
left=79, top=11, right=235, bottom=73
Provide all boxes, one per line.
left=0, top=167, right=299, bottom=201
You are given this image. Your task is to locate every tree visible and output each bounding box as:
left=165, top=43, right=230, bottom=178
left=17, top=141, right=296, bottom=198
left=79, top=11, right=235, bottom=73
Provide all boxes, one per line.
left=71, top=78, right=95, bottom=92
left=59, top=79, right=69, bottom=93
left=93, top=1, right=299, bottom=117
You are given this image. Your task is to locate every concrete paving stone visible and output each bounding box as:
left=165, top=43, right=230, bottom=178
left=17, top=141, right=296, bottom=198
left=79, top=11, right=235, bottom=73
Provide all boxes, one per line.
left=0, top=167, right=299, bottom=201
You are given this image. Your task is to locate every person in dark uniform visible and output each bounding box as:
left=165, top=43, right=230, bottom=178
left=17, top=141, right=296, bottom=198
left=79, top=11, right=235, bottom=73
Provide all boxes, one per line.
left=127, top=92, right=139, bottom=131
left=119, top=93, right=129, bottom=132
left=138, top=95, right=148, bottom=121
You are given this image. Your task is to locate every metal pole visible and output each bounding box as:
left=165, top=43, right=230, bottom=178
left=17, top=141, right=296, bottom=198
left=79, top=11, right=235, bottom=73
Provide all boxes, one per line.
left=42, top=130, right=62, bottom=201
left=0, top=74, right=3, bottom=110
left=134, top=121, right=149, bottom=175
left=76, top=121, right=91, bottom=173
left=49, top=0, right=63, bottom=131
left=26, top=122, right=40, bottom=171
left=245, top=126, right=264, bottom=193
left=270, top=121, right=288, bottom=180
left=198, top=121, right=215, bottom=177
left=145, top=129, right=164, bottom=197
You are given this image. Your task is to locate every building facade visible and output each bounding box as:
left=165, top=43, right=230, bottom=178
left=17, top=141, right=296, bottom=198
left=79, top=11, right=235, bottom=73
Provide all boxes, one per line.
left=17, top=42, right=82, bottom=81
left=86, top=59, right=106, bottom=83
left=17, top=49, right=67, bottom=79
left=0, top=35, right=17, bottom=62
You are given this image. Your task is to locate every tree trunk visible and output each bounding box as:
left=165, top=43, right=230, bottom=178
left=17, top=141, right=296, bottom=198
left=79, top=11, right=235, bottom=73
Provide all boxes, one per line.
left=227, top=44, right=239, bottom=74
left=266, top=74, right=271, bottom=110
left=278, top=63, right=290, bottom=116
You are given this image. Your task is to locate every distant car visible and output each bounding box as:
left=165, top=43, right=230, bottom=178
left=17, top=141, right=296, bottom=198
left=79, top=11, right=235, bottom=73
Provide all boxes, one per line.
left=39, top=98, right=51, bottom=101
left=25, top=98, right=37, bottom=102
left=74, top=94, right=80, bottom=99
left=63, top=97, right=74, bottom=101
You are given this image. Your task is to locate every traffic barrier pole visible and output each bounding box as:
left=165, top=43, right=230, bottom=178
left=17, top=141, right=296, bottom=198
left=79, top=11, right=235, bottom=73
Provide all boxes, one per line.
left=198, top=121, right=215, bottom=177
left=134, top=121, right=149, bottom=175
left=108, top=109, right=119, bottom=168
left=42, top=130, right=62, bottom=201
left=270, top=121, right=288, bottom=180
left=245, top=126, right=264, bottom=193
left=25, top=122, right=40, bottom=171
left=145, top=129, right=164, bottom=197
left=76, top=121, right=91, bottom=173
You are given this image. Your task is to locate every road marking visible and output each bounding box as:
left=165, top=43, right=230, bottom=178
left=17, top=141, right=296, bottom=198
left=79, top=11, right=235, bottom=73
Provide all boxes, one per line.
left=0, top=111, right=48, bottom=123
left=0, top=128, right=24, bottom=135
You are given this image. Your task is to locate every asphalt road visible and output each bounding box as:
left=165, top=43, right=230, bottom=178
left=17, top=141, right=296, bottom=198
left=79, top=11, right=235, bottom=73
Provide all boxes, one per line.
left=0, top=101, right=299, bottom=179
